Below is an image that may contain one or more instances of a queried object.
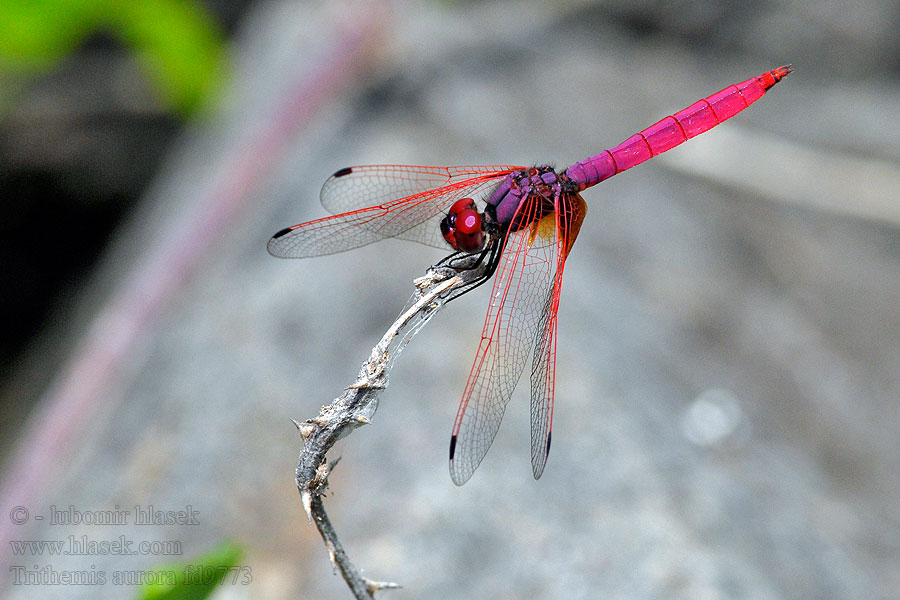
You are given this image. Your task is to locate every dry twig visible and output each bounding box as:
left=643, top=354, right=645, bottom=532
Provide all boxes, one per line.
left=294, top=256, right=487, bottom=598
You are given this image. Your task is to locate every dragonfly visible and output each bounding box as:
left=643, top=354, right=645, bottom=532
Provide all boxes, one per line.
left=269, top=66, right=792, bottom=485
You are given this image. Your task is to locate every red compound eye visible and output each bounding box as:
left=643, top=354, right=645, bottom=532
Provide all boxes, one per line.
left=455, top=209, right=481, bottom=235
left=440, top=198, right=485, bottom=252
left=448, top=198, right=477, bottom=218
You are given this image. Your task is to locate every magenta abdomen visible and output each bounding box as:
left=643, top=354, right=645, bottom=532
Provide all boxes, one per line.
left=707, top=86, right=749, bottom=121
left=642, top=116, right=687, bottom=154
left=610, top=134, right=651, bottom=169
left=674, top=100, right=718, bottom=138
left=565, top=66, right=791, bottom=189
left=736, top=77, right=766, bottom=104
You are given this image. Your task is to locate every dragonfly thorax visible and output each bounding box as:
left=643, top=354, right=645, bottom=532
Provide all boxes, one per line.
left=486, top=165, right=573, bottom=230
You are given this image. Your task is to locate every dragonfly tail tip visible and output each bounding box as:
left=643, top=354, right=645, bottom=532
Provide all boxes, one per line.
left=773, top=64, right=793, bottom=79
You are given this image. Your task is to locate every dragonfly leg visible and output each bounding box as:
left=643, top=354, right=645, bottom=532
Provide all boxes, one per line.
left=435, top=250, right=467, bottom=268
left=435, top=247, right=486, bottom=273
left=444, top=238, right=505, bottom=303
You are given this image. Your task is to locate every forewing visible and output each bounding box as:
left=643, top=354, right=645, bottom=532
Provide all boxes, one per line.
left=448, top=194, right=559, bottom=485
left=268, top=164, right=520, bottom=258
left=320, top=164, right=521, bottom=214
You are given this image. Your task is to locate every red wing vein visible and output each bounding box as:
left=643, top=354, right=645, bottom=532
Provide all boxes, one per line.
left=449, top=195, right=557, bottom=485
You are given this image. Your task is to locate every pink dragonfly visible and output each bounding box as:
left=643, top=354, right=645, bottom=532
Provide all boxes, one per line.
left=270, top=66, right=792, bottom=485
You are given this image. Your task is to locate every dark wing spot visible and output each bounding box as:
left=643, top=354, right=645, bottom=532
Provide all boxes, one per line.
left=271, top=226, right=293, bottom=239
left=332, top=167, right=353, bottom=178
left=545, top=431, right=552, bottom=455
left=449, top=435, right=458, bottom=460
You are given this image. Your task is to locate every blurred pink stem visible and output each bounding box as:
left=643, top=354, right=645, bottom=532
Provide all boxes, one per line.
left=0, top=5, right=385, bottom=576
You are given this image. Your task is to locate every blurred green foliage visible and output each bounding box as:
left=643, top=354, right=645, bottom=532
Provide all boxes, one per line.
left=0, top=0, right=228, bottom=115
left=135, top=540, right=245, bottom=600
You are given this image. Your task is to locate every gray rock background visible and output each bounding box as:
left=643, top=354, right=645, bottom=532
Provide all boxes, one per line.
left=2, top=1, right=899, bottom=598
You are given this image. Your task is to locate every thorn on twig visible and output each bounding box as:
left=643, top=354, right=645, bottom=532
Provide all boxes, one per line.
left=291, top=418, right=317, bottom=440
left=366, top=578, right=402, bottom=593
left=300, top=489, right=313, bottom=523
left=327, top=544, right=337, bottom=572
left=348, top=378, right=387, bottom=390
left=313, top=457, right=336, bottom=490
left=329, top=456, right=343, bottom=471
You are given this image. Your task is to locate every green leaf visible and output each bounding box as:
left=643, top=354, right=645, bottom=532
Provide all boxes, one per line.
left=111, top=0, right=229, bottom=115
left=0, top=0, right=229, bottom=116
left=0, top=0, right=99, bottom=69
left=136, top=540, right=245, bottom=600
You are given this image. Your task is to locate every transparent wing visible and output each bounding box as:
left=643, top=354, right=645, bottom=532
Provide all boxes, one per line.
left=448, top=193, right=561, bottom=485
left=268, top=164, right=521, bottom=258
left=529, top=192, right=587, bottom=479
left=528, top=281, right=558, bottom=480
left=320, top=164, right=522, bottom=213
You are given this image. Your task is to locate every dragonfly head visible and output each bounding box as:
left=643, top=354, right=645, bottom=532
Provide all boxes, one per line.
left=440, top=198, right=486, bottom=253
